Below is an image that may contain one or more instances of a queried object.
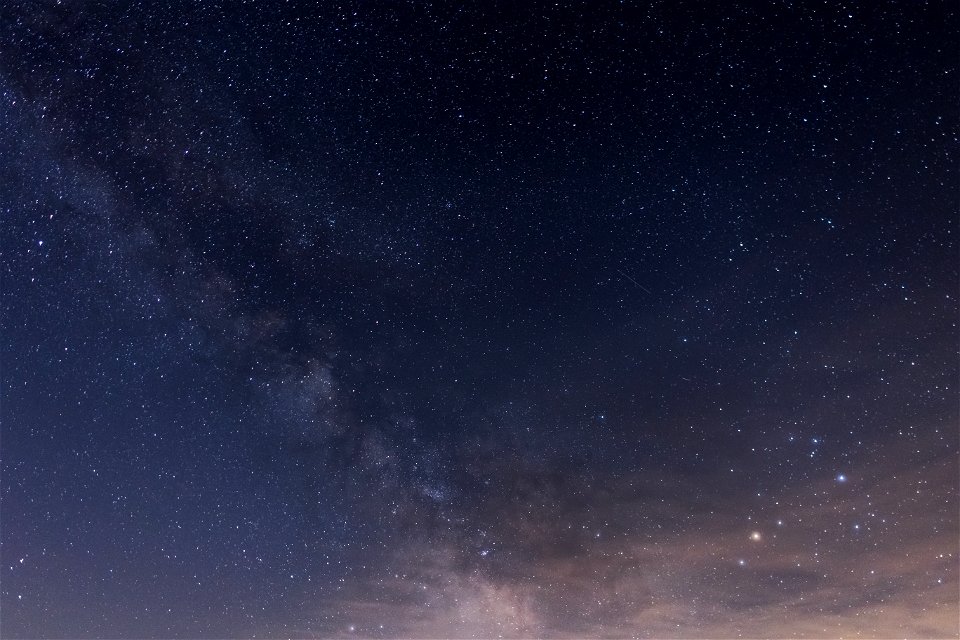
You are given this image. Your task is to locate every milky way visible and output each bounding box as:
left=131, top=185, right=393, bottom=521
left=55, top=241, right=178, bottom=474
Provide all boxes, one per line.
left=2, top=2, right=957, bottom=638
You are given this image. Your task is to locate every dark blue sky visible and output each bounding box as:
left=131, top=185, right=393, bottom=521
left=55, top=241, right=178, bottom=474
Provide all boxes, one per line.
left=2, top=1, right=957, bottom=637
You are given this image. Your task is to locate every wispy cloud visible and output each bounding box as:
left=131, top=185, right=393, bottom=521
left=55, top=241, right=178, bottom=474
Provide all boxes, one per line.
left=283, top=444, right=957, bottom=639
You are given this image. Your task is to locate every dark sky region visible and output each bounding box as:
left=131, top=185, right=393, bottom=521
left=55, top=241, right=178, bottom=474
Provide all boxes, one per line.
left=1, top=1, right=957, bottom=638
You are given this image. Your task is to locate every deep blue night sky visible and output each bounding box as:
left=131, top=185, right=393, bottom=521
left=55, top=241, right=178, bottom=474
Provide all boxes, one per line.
left=2, top=1, right=957, bottom=637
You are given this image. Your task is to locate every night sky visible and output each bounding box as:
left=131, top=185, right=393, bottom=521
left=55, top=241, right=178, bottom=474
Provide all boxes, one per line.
left=2, top=1, right=958, bottom=638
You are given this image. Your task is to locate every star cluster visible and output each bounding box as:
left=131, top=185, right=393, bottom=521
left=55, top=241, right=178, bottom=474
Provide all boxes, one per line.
left=1, top=1, right=957, bottom=638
